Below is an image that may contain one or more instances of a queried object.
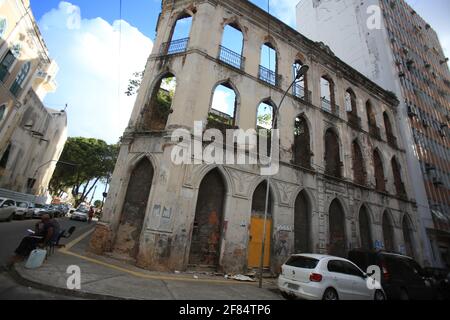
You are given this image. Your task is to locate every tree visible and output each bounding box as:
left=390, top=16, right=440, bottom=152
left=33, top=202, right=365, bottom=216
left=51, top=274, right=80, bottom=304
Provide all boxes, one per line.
left=49, top=137, right=119, bottom=207
left=125, top=71, right=144, bottom=96
left=94, top=200, right=102, bottom=209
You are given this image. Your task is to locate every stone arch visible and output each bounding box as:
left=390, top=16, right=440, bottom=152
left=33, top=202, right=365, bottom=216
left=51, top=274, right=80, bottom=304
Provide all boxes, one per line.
left=382, top=210, right=395, bottom=252
left=324, top=127, right=342, bottom=178
left=328, top=198, right=347, bottom=257
left=140, top=71, right=177, bottom=131
left=345, top=88, right=358, bottom=117
left=293, top=190, right=312, bottom=253
left=113, top=156, right=155, bottom=260
left=373, top=148, right=386, bottom=192
left=167, top=9, right=195, bottom=41
left=292, top=58, right=309, bottom=100
left=402, top=213, right=415, bottom=258
left=207, top=79, right=241, bottom=129
left=352, top=139, right=366, bottom=185
left=192, top=164, right=232, bottom=197
left=320, top=74, right=336, bottom=113
left=358, top=205, right=373, bottom=250
left=293, top=114, right=312, bottom=168
left=189, top=168, right=227, bottom=268
left=221, top=17, right=248, bottom=41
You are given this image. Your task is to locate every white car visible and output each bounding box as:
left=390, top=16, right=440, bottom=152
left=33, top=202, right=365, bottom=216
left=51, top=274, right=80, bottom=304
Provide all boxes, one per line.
left=14, top=201, right=33, bottom=220
left=0, top=198, right=17, bottom=222
left=70, top=206, right=89, bottom=222
left=278, top=254, right=386, bottom=300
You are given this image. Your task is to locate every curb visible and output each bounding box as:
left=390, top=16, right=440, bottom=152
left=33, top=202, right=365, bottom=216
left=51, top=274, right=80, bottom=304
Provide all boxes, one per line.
left=7, top=264, right=128, bottom=300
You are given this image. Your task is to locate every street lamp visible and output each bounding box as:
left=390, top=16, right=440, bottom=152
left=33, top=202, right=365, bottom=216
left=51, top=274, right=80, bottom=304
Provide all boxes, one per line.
left=258, top=64, right=309, bottom=288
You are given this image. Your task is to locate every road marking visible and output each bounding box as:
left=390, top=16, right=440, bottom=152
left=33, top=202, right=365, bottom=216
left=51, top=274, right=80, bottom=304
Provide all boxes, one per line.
left=59, top=229, right=260, bottom=286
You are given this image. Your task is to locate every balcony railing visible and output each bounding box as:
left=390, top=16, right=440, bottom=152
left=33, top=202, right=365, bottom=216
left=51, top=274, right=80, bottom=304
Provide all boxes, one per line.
left=321, top=97, right=340, bottom=117
left=369, top=125, right=382, bottom=140
left=218, top=46, right=245, bottom=70
left=347, top=113, right=362, bottom=129
left=259, top=65, right=278, bottom=86
left=160, top=38, right=189, bottom=55
left=387, top=135, right=398, bottom=148
left=293, top=83, right=312, bottom=103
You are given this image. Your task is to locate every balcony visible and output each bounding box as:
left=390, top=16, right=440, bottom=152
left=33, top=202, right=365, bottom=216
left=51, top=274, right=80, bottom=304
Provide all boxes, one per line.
left=293, top=83, right=312, bottom=103
left=321, top=97, right=340, bottom=117
left=160, top=38, right=189, bottom=55
left=218, top=46, right=245, bottom=70
left=369, top=125, right=382, bottom=140
left=259, top=65, right=279, bottom=86
left=347, top=113, right=362, bottom=129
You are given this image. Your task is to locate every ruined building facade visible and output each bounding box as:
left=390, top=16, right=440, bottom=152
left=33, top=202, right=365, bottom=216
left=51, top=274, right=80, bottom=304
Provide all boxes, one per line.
left=90, top=0, right=425, bottom=273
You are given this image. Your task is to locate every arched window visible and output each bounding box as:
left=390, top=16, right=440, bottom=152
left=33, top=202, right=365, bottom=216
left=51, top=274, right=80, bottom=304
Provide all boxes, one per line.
left=259, top=43, right=278, bottom=86
left=294, top=191, right=311, bottom=253
left=207, top=82, right=238, bottom=134
left=392, top=157, right=406, bottom=198
left=293, top=116, right=311, bottom=168
left=352, top=141, right=366, bottom=185
left=0, top=50, right=16, bottom=82
left=0, top=104, right=6, bottom=122
left=359, top=206, right=373, bottom=250
left=248, top=181, right=273, bottom=268
left=219, top=23, right=244, bottom=70
left=345, top=89, right=360, bottom=128
left=257, top=100, right=275, bottom=156
left=329, top=199, right=346, bottom=257
left=366, top=100, right=380, bottom=139
left=0, top=144, right=11, bottom=169
left=292, top=60, right=309, bottom=101
left=373, top=149, right=386, bottom=192
left=140, top=73, right=176, bottom=131
left=382, top=211, right=395, bottom=252
left=10, top=61, right=31, bottom=96
left=324, top=129, right=341, bottom=178
left=384, top=112, right=397, bottom=148
left=164, top=13, right=192, bottom=54
left=190, top=169, right=226, bottom=267
left=321, top=76, right=337, bottom=115
left=402, top=215, right=415, bottom=258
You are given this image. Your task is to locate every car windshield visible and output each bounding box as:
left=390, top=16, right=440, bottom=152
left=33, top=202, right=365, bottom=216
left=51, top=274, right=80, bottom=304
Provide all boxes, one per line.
left=18, top=203, right=28, bottom=208
left=285, top=256, right=319, bottom=269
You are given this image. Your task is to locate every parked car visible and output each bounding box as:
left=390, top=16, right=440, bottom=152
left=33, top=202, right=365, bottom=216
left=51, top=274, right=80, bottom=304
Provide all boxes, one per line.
left=14, top=202, right=34, bottom=220
left=423, top=267, right=450, bottom=300
left=70, top=206, right=89, bottom=222
left=348, top=249, right=436, bottom=300
left=31, top=203, right=47, bottom=218
left=0, top=198, right=16, bottom=222
left=278, top=254, right=386, bottom=300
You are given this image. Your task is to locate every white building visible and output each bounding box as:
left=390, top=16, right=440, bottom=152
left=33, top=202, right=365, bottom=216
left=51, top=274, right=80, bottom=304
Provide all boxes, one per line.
left=297, top=0, right=450, bottom=267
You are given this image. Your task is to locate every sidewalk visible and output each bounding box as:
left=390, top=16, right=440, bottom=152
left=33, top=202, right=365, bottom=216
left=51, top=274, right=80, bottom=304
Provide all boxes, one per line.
left=12, top=230, right=282, bottom=300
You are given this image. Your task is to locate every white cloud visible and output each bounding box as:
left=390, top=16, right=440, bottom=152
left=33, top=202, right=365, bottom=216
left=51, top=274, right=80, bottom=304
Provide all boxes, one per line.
left=212, top=89, right=232, bottom=115
left=269, top=0, right=299, bottom=27
left=38, top=1, right=153, bottom=144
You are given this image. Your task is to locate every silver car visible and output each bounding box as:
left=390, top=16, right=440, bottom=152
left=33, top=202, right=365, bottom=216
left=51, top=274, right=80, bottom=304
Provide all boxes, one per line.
left=0, top=198, right=17, bottom=222
left=14, top=202, right=34, bottom=220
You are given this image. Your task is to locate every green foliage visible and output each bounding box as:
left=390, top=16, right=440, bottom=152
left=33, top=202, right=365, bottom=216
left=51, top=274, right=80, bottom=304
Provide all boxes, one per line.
left=125, top=71, right=144, bottom=96
left=94, top=200, right=102, bottom=208
left=49, top=137, right=119, bottom=206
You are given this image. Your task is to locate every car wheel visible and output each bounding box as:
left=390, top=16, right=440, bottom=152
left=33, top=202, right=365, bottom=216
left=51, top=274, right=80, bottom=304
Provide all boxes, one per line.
left=281, top=291, right=295, bottom=300
left=374, top=290, right=386, bottom=301
left=400, top=289, right=409, bottom=301
left=323, top=288, right=339, bottom=301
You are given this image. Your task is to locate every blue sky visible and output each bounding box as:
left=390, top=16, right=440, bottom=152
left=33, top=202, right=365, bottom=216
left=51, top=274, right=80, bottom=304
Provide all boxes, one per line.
left=28, top=0, right=449, bottom=202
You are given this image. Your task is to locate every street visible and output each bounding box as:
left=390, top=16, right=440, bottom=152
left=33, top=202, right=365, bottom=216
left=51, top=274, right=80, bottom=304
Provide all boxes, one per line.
left=0, top=217, right=96, bottom=300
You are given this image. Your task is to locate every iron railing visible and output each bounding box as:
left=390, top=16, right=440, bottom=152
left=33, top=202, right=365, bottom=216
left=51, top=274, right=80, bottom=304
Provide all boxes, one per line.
left=293, top=83, right=312, bottom=103
left=321, top=97, right=340, bottom=117
left=259, top=65, right=278, bottom=86
left=218, top=45, right=245, bottom=70
left=160, top=38, right=189, bottom=55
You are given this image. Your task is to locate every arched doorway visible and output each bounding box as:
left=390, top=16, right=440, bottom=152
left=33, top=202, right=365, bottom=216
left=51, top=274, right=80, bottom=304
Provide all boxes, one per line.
left=113, top=158, right=154, bottom=259
left=294, top=191, right=310, bottom=253
left=359, top=206, right=373, bottom=250
left=382, top=211, right=395, bottom=252
left=248, top=181, right=273, bottom=269
left=329, top=199, right=346, bottom=257
left=189, top=169, right=226, bottom=268
left=403, top=215, right=415, bottom=258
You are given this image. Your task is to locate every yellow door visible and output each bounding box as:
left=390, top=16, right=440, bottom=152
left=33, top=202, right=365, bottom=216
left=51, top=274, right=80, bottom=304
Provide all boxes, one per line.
left=248, top=216, right=272, bottom=268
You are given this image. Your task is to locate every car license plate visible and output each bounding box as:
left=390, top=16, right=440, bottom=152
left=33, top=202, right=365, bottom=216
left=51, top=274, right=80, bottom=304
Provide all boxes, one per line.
left=287, top=283, right=299, bottom=291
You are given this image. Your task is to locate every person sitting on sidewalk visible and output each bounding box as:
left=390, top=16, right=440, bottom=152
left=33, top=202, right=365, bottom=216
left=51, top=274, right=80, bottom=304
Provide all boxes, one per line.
left=8, top=214, right=61, bottom=265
